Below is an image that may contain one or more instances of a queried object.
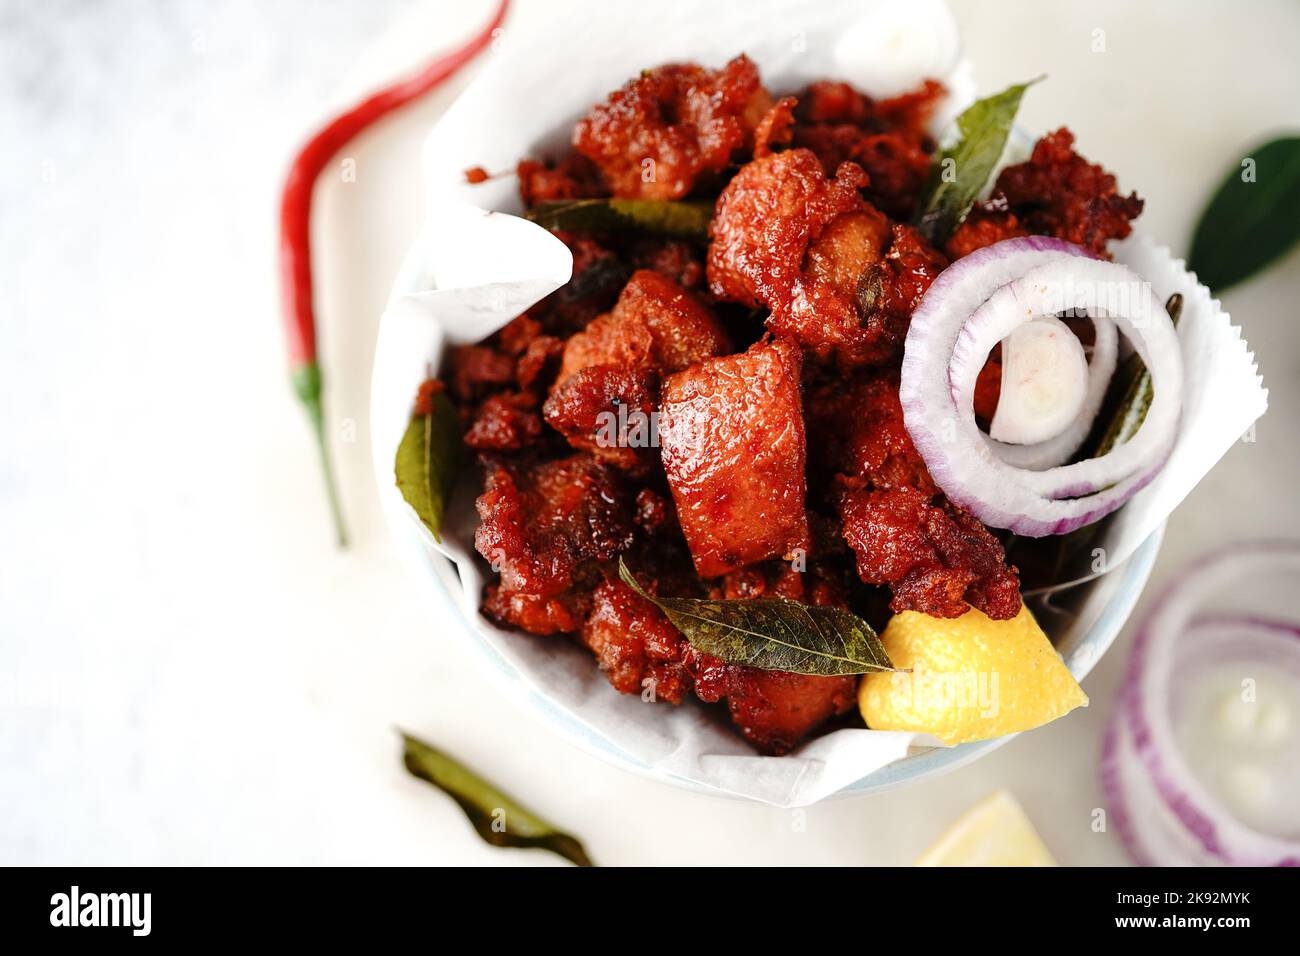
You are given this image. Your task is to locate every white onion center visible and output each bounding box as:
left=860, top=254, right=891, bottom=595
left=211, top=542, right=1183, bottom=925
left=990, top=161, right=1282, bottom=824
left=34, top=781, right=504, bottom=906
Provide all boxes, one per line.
left=989, top=316, right=1089, bottom=446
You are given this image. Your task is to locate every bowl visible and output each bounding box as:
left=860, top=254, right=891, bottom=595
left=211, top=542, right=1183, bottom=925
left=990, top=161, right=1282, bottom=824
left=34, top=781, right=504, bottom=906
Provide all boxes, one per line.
left=370, top=217, right=1167, bottom=801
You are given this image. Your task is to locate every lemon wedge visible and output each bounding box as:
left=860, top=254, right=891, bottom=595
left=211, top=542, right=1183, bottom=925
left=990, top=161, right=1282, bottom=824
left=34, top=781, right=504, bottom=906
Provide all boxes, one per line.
left=860, top=603, right=1087, bottom=744
left=916, top=790, right=1058, bottom=866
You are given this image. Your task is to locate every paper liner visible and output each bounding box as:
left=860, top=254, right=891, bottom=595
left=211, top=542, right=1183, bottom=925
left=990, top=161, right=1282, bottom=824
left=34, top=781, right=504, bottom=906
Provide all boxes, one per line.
left=369, top=0, right=1266, bottom=805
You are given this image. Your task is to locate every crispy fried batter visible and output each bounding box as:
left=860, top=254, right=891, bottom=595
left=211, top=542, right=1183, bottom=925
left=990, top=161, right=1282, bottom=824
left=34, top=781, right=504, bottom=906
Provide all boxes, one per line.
left=792, top=79, right=943, bottom=219
left=474, top=454, right=634, bottom=606
left=543, top=364, right=658, bottom=471
left=839, top=487, right=1021, bottom=620
left=708, top=148, right=943, bottom=368
left=581, top=580, right=691, bottom=704
left=572, top=55, right=772, bottom=199
left=465, top=392, right=545, bottom=452
left=688, top=651, right=858, bottom=755
left=805, top=370, right=936, bottom=493
left=516, top=152, right=606, bottom=207
left=946, top=128, right=1143, bottom=258
left=806, top=369, right=1020, bottom=620
left=556, top=270, right=730, bottom=386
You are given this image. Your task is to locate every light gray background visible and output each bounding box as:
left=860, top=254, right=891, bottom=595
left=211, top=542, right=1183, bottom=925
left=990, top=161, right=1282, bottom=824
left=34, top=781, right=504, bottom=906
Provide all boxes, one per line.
left=2, top=0, right=1297, bottom=864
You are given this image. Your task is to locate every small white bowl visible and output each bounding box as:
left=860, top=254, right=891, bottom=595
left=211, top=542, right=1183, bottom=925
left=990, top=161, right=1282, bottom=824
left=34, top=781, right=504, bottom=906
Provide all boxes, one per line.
left=370, top=219, right=1166, bottom=801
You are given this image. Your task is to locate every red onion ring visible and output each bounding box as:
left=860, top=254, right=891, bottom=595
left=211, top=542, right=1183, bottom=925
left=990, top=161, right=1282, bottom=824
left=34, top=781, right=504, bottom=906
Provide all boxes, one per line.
left=1105, top=541, right=1300, bottom=866
left=901, top=237, right=1183, bottom=536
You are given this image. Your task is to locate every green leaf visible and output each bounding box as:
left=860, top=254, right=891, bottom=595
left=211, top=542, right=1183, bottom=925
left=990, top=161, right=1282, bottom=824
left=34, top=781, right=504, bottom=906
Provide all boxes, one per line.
left=526, top=199, right=713, bottom=239
left=401, top=733, right=594, bottom=867
left=394, top=389, right=462, bottom=542
left=618, top=558, right=896, bottom=676
left=915, top=79, right=1040, bottom=245
left=1189, top=136, right=1300, bottom=292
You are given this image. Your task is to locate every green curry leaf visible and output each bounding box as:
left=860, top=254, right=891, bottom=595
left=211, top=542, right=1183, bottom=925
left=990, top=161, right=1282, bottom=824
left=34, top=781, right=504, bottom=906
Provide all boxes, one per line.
left=618, top=558, right=896, bottom=676
left=394, top=389, right=462, bottom=542
left=915, top=79, right=1040, bottom=245
left=526, top=199, right=713, bottom=239
left=402, top=733, right=594, bottom=867
left=1188, top=136, right=1300, bottom=292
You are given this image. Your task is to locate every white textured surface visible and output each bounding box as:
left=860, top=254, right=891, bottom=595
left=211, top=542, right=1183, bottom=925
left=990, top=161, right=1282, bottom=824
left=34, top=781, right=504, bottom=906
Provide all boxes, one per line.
left=2, top=0, right=1298, bottom=865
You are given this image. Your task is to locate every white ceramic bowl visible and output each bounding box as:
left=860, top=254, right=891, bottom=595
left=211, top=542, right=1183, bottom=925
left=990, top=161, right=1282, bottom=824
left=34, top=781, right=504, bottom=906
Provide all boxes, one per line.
left=370, top=216, right=1166, bottom=800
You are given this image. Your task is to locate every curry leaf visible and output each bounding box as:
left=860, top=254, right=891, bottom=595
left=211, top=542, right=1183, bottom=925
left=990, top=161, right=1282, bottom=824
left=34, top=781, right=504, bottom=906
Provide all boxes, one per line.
left=402, top=732, right=595, bottom=867
left=915, top=79, right=1040, bottom=245
left=1188, top=136, right=1300, bottom=292
left=394, top=389, right=462, bottom=542
left=527, top=198, right=713, bottom=239
left=618, top=558, right=896, bottom=676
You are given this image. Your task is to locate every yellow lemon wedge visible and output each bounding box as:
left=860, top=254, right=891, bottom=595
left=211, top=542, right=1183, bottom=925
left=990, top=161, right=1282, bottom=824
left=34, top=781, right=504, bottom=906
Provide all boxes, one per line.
left=860, top=603, right=1087, bottom=744
left=915, top=790, right=1058, bottom=866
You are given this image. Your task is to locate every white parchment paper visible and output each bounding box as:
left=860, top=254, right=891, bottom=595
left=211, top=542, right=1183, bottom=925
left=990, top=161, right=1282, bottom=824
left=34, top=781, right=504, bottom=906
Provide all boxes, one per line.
left=370, top=0, right=1266, bottom=806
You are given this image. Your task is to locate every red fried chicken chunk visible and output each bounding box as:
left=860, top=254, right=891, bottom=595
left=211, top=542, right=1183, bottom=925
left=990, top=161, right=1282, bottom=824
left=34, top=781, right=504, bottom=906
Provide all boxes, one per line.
left=475, top=454, right=634, bottom=634
left=708, top=148, right=945, bottom=368
left=573, top=55, right=772, bottom=200
left=581, top=580, right=691, bottom=705
left=543, top=364, right=658, bottom=471
left=839, top=486, right=1021, bottom=620
left=946, top=128, right=1143, bottom=259
left=791, top=79, right=944, bottom=220
left=808, top=370, right=1020, bottom=619
left=555, top=270, right=730, bottom=387
left=465, top=392, right=544, bottom=452
left=805, top=371, right=936, bottom=494
left=546, top=271, right=730, bottom=468
left=660, top=337, right=811, bottom=578
left=688, top=651, right=858, bottom=755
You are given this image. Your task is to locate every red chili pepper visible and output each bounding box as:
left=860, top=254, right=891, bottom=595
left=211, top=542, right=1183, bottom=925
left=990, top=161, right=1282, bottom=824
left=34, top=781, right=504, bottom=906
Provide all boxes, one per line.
left=280, top=0, right=509, bottom=546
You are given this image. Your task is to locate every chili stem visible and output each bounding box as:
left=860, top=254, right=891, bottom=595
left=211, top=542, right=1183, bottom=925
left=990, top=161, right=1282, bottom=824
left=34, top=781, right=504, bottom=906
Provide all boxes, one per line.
left=293, top=362, right=348, bottom=547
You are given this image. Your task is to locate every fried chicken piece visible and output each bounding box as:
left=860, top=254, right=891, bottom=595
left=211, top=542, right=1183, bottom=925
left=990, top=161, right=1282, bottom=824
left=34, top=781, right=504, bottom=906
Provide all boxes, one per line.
left=542, top=364, right=658, bottom=471
left=708, top=149, right=869, bottom=308
left=481, top=585, right=591, bottom=636
left=581, top=580, right=691, bottom=704
left=474, top=454, right=634, bottom=617
left=516, top=334, right=566, bottom=393
left=806, top=369, right=1020, bottom=619
left=709, top=148, right=942, bottom=368
left=805, top=369, right=937, bottom=493
left=792, top=80, right=943, bottom=219
left=465, top=392, right=545, bottom=452
left=446, top=345, right=516, bottom=404
left=946, top=128, right=1143, bottom=259
left=556, top=270, right=730, bottom=386
left=572, top=55, right=772, bottom=199
left=688, top=650, right=858, bottom=755
left=659, top=337, right=811, bottom=578
left=627, top=238, right=707, bottom=291
left=942, top=196, right=1031, bottom=260
left=839, top=486, right=1021, bottom=620
left=516, top=152, right=606, bottom=207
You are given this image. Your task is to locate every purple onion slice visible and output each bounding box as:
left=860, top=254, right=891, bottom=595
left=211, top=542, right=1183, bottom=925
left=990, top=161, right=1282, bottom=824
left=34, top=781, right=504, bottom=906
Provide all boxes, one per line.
left=1112, top=541, right=1300, bottom=866
left=901, top=237, right=1183, bottom=536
